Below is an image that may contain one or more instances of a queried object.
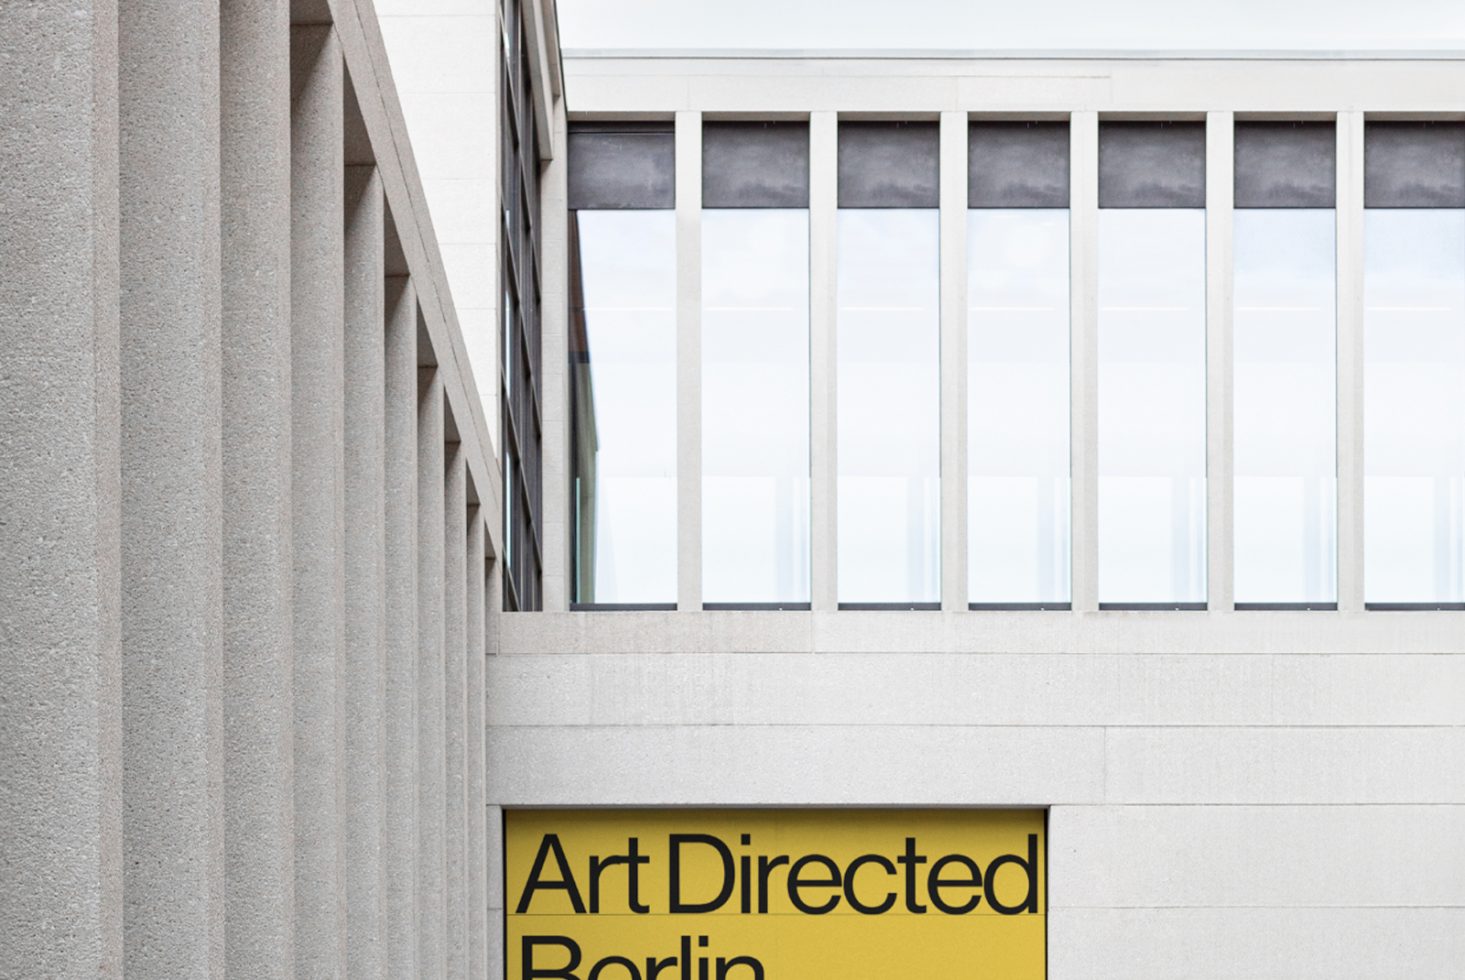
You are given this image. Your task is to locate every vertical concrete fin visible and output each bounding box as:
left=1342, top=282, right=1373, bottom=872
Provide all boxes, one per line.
left=221, top=0, right=295, bottom=975
left=466, top=509, right=489, bottom=980
left=383, top=276, right=421, bottom=974
left=290, top=23, right=347, bottom=979
left=809, top=111, right=839, bottom=613
left=940, top=110, right=970, bottom=612
left=1336, top=112, right=1366, bottom=612
left=417, top=365, right=448, bottom=977
left=117, top=0, right=225, bottom=974
left=1206, top=112, right=1236, bottom=611
left=540, top=99, right=570, bottom=611
left=344, top=162, right=387, bottom=977
left=1069, top=111, right=1100, bottom=614
left=95, top=3, right=125, bottom=972
left=675, top=111, right=703, bottom=610
left=445, top=441, right=470, bottom=978
left=0, top=1, right=123, bottom=975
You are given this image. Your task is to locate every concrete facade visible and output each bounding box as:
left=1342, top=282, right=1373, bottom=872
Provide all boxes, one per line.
left=489, top=52, right=1465, bottom=979
left=6, top=3, right=1465, bottom=978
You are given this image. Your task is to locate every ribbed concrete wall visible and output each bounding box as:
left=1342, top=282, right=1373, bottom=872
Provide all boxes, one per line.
left=0, top=2, right=122, bottom=976
left=0, top=1, right=500, bottom=977
left=117, top=0, right=226, bottom=973
left=344, top=162, right=388, bottom=977
left=220, top=0, right=295, bottom=976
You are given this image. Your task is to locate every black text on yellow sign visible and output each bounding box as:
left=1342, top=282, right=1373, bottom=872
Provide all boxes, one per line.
left=505, top=809, right=1046, bottom=980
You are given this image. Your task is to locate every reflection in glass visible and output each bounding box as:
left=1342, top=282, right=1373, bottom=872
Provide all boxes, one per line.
left=967, top=209, right=1071, bottom=605
left=569, top=210, right=678, bottom=604
left=1098, top=209, right=1208, bottom=605
left=837, top=209, right=941, bottom=604
left=1234, top=210, right=1337, bottom=605
left=1364, top=209, right=1465, bottom=604
left=702, top=209, right=811, bottom=604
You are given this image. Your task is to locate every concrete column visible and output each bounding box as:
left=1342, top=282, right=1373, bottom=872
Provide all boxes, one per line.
left=1206, top=112, right=1236, bottom=612
left=486, top=805, right=506, bottom=977
left=383, top=276, right=420, bottom=975
left=117, top=0, right=225, bottom=974
left=676, top=111, right=703, bottom=610
left=219, top=1, right=295, bottom=974
left=466, top=509, right=489, bottom=980
left=290, top=24, right=347, bottom=979
left=0, top=3, right=123, bottom=976
left=344, top=163, right=387, bottom=977
left=939, top=111, right=970, bottom=612
left=540, top=100, right=570, bottom=611
left=809, top=111, right=839, bottom=613
left=487, top=558, right=505, bottom=653
left=418, top=366, right=448, bottom=978
left=445, top=442, right=470, bottom=978
left=1069, top=111, right=1100, bottom=613
left=1336, top=111, right=1366, bottom=612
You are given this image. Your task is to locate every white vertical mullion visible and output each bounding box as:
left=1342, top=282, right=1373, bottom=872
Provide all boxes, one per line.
left=810, top=111, right=838, bottom=612
left=940, top=111, right=969, bottom=612
left=1070, top=111, right=1100, bottom=614
left=676, top=111, right=703, bottom=611
left=1206, top=111, right=1235, bottom=612
left=1337, top=110, right=1366, bottom=612
left=539, top=101, right=569, bottom=612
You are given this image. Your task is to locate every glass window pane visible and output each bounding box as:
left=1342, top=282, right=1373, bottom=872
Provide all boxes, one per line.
left=836, top=209, right=941, bottom=604
left=1364, top=209, right=1465, bottom=604
left=570, top=210, right=678, bottom=604
left=702, top=209, right=811, bottom=604
left=967, top=209, right=1071, bottom=605
left=1233, top=209, right=1337, bottom=605
left=1098, top=208, right=1208, bottom=605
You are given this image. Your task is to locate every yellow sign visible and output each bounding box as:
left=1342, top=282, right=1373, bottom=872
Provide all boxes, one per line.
left=505, top=809, right=1046, bottom=980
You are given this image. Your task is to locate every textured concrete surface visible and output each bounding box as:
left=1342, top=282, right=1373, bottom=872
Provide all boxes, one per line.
left=1234, top=120, right=1336, bottom=208
left=383, top=276, right=421, bottom=976
left=566, top=125, right=676, bottom=209
left=0, top=2, right=122, bottom=977
left=1364, top=120, right=1465, bottom=208
left=838, top=121, right=941, bottom=208
left=343, top=163, right=387, bottom=978
left=2, top=1, right=504, bottom=977
left=416, top=367, right=447, bottom=978
left=290, top=24, right=346, bottom=980
left=1098, top=121, right=1207, bottom=208
left=444, top=443, right=469, bottom=979
left=702, top=121, right=810, bottom=208
left=220, top=1, right=295, bottom=976
left=968, top=121, right=1070, bottom=208
left=466, top=512, right=489, bottom=980
left=118, top=0, right=225, bottom=974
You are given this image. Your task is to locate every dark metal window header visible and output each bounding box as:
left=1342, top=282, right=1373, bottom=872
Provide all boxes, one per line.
left=969, top=121, right=1070, bottom=208
left=702, top=121, right=810, bottom=208
left=1099, top=121, right=1206, bottom=209
left=838, top=121, right=940, bottom=208
left=568, top=123, right=675, bottom=210
left=1234, top=121, right=1336, bottom=209
left=1365, top=121, right=1465, bottom=208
